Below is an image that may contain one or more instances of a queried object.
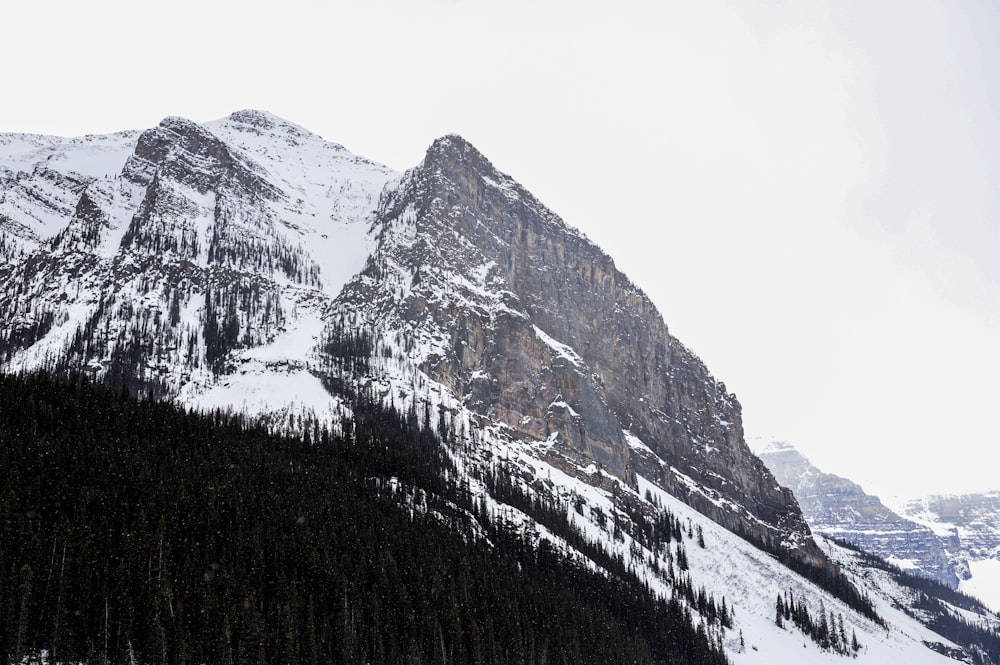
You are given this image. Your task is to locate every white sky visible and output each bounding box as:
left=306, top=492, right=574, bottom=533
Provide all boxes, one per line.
left=3, top=0, right=998, bottom=501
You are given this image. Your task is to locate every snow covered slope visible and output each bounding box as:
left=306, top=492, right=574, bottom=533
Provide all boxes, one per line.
left=0, top=130, right=138, bottom=252
left=0, top=110, right=396, bottom=422
left=377, top=410, right=997, bottom=664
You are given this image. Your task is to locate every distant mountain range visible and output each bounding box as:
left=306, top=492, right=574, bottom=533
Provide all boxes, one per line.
left=759, top=441, right=1000, bottom=611
left=757, top=441, right=957, bottom=587
left=897, top=491, right=1000, bottom=608
left=2, top=110, right=999, bottom=663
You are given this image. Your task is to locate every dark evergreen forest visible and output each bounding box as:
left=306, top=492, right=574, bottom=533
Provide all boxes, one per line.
left=0, top=372, right=730, bottom=665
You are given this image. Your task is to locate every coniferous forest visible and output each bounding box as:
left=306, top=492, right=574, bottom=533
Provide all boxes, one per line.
left=0, top=372, right=730, bottom=665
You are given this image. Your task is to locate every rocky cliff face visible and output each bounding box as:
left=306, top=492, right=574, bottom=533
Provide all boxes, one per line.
left=332, top=135, right=813, bottom=554
left=759, top=442, right=959, bottom=587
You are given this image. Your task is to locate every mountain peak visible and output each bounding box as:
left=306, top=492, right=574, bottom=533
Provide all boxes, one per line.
left=5, top=112, right=1000, bottom=663
left=152, top=115, right=227, bottom=149
left=157, top=111, right=300, bottom=136
left=208, top=109, right=334, bottom=150
left=428, top=133, right=474, bottom=151
left=757, top=440, right=799, bottom=456
left=227, top=109, right=284, bottom=129
left=223, top=109, right=309, bottom=135
left=157, top=115, right=200, bottom=134
left=759, top=441, right=961, bottom=588
left=423, top=133, right=495, bottom=174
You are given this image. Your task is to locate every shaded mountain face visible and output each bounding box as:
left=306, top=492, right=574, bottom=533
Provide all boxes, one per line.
left=0, top=112, right=810, bottom=563
left=759, top=442, right=959, bottom=588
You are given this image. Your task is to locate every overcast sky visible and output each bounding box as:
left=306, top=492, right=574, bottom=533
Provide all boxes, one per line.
left=4, top=0, right=998, bottom=500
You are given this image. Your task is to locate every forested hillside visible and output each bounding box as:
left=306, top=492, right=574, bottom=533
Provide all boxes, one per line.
left=0, top=372, right=729, bottom=665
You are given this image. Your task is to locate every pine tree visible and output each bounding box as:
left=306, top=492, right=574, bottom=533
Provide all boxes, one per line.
left=818, top=601, right=830, bottom=650
left=838, top=613, right=848, bottom=653
left=14, top=564, right=33, bottom=665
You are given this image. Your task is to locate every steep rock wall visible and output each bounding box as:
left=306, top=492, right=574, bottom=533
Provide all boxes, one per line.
left=335, top=135, right=813, bottom=553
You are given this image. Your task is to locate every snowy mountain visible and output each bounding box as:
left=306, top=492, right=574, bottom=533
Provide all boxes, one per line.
left=895, top=492, right=1000, bottom=612
left=0, top=110, right=394, bottom=422
left=758, top=441, right=958, bottom=588
left=758, top=440, right=1000, bottom=616
left=2, top=111, right=998, bottom=663
left=0, top=129, right=140, bottom=249
left=0, top=111, right=806, bottom=555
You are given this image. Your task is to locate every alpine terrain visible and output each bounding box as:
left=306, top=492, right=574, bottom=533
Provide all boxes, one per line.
left=759, top=440, right=1000, bottom=615
left=758, top=441, right=959, bottom=588
left=897, top=492, right=1000, bottom=612
left=2, top=110, right=1000, bottom=664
